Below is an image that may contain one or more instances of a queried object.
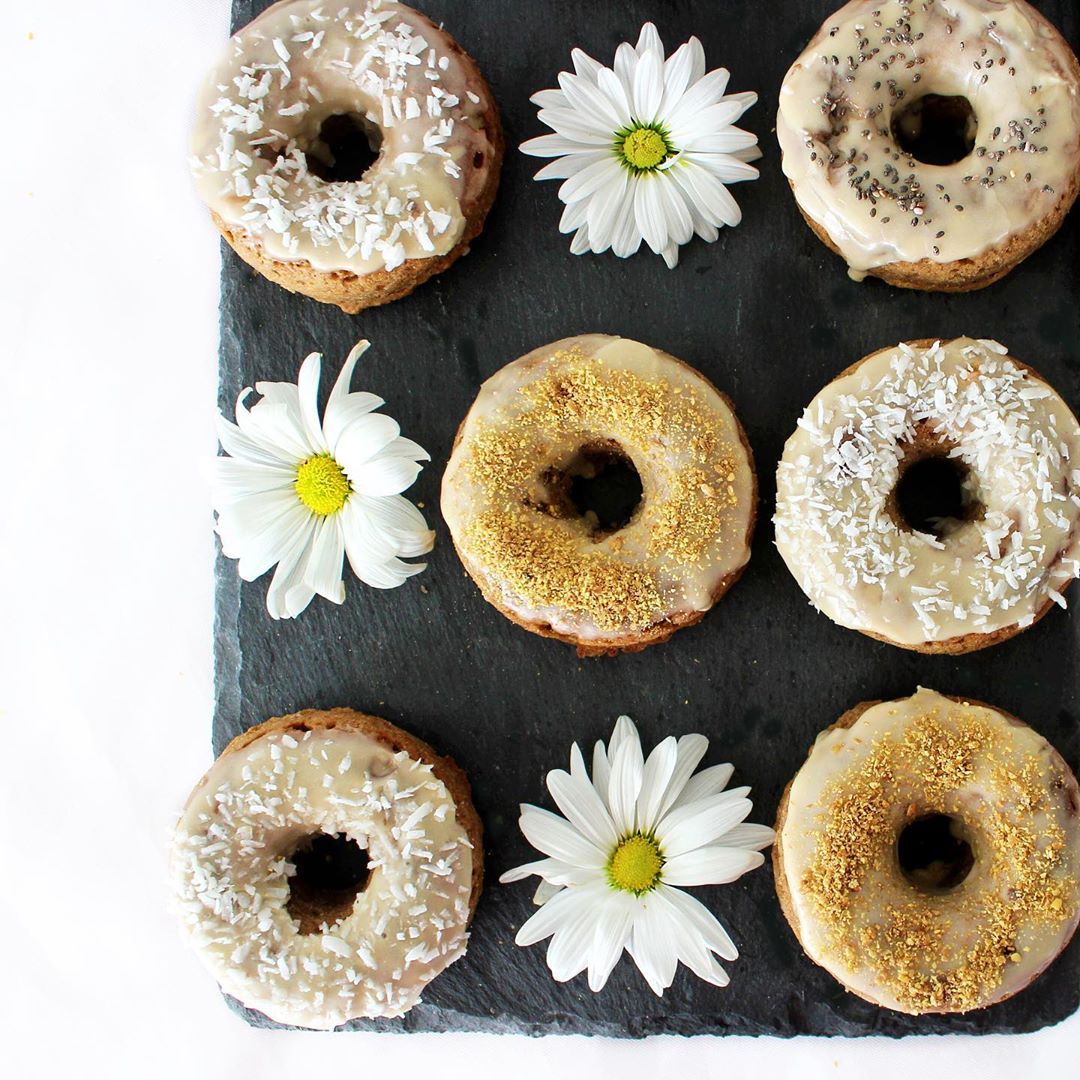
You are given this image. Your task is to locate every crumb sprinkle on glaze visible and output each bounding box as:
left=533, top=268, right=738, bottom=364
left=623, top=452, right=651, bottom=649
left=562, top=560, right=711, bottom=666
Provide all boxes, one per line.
left=441, top=336, right=755, bottom=644
left=781, top=689, right=1080, bottom=1014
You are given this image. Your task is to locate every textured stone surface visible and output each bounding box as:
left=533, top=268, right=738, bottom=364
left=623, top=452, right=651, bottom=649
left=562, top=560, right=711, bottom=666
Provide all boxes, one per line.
left=214, top=0, right=1080, bottom=1037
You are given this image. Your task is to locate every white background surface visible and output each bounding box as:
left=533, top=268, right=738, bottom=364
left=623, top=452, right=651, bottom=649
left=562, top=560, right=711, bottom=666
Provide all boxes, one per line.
left=1, top=2, right=1074, bottom=1077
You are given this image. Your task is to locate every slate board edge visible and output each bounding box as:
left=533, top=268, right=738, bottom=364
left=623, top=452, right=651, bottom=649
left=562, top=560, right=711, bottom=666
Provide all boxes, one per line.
left=209, top=0, right=1080, bottom=1041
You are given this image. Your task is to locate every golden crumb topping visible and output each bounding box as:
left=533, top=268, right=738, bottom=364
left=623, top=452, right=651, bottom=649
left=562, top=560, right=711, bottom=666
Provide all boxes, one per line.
left=801, top=707, right=1077, bottom=1013
left=457, top=349, right=746, bottom=632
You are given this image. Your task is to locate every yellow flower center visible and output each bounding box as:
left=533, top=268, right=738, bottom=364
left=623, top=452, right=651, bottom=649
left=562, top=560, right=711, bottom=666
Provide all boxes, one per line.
left=620, top=126, right=671, bottom=171
left=608, top=833, right=664, bottom=895
left=295, top=453, right=351, bottom=516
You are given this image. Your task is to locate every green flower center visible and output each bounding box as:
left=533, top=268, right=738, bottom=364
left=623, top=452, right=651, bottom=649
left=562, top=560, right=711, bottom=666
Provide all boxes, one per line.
left=617, top=124, right=673, bottom=173
left=607, top=833, right=664, bottom=895
left=295, top=453, right=351, bottom=516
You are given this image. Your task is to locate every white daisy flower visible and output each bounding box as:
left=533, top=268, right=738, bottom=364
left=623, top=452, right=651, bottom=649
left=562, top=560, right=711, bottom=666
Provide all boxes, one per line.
left=212, top=340, right=435, bottom=620
left=521, top=22, right=761, bottom=268
left=500, top=715, right=774, bottom=995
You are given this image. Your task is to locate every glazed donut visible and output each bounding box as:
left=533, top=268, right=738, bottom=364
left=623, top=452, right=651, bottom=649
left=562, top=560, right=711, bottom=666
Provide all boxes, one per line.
left=774, top=337, right=1080, bottom=654
left=777, top=0, right=1080, bottom=290
left=171, top=708, right=482, bottom=1029
left=191, top=0, right=503, bottom=313
left=441, top=335, right=757, bottom=656
left=773, top=688, right=1080, bottom=1014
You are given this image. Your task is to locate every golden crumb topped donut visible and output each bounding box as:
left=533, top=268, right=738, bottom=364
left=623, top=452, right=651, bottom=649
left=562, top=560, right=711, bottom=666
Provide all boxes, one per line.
left=777, top=0, right=1080, bottom=290
left=171, top=708, right=482, bottom=1030
left=191, top=0, right=502, bottom=312
left=774, top=689, right=1080, bottom=1014
left=775, top=337, right=1080, bottom=653
left=441, top=335, right=756, bottom=655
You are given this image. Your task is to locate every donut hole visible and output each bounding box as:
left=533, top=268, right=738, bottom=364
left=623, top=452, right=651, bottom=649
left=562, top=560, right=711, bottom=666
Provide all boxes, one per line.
left=897, top=813, right=975, bottom=893
left=305, top=113, right=383, bottom=183
left=892, top=450, right=982, bottom=538
left=285, top=832, right=370, bottom=934
left=891, top=94, right=977, bottom=166
left=561, top=442, right=635, bottom=535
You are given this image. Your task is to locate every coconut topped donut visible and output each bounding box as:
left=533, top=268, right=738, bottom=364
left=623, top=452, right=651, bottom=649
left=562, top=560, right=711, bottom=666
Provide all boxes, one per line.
left=775, top=337, right=1080, bottom=652
left=441, top=335, right=756, bottom=654
left=777, top=0, right=1080, bottom=289
left=191, top=0, right=502, bottom=310
left=774, top=689, right=1080, bottom=1014
left=171, top=709, right=481, bottom=1030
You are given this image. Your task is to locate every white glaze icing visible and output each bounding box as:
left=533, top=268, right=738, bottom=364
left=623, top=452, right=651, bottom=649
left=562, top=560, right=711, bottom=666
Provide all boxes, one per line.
left=191, top=0, right=497, bottom=275
left=171, top=725, right=473, bottom=1029
left=775, top=337, right=1080, bottom=646
left=779, top=689, right=1080, bottom=1013
left=777, top=0, right=1080, bottom=278
left=440, top=335, right=755, bottom=644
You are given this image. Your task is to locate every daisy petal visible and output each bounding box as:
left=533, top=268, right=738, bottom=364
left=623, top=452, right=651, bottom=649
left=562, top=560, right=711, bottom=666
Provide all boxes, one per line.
left=635, top=22, right=664, bottom=58
left=653, top=734, right=709, bottom=821
left=515, top=883, right=590, bottom=947
left=212, top=458, right=296, bottom=506
left=300, top=516, right=346, bottom=604
left=519, top=805, right=607, bottom=869
left=652, top=887, right=730, bottom=987
left=559, top=157, right=623, bottom=205
left=348, top=454, right=423, bottom=497
left=352, top=494, right=433, bottom=557
left=632, top=47, right=664, bottom=123
left=333, top=413, right=401, bottom=471
left=216, top=415, right=291, bottom=468
left=264, top=515, right=317, bottom=619
left=659, top=39, right=697, bottom=116
left=597, top=67, right=631, bottom=125
left=217, top=491, right=309, bottom=582
left=547, top=884, right=608, bottom=982
left=585, top=167, right=630, bottom=252
left=670, top=762, right=734, bottom=808
left=658, top=884, right=738, bottom=961
left=662, top=845, right=764, bottom=887
left=536, top=107, right=613, bottom=145
left=635, top=736, right=678, bottom=833
left=633, top=177, right=668, bottom=254
left=558, top=71, right=623, bottom=133
left=689, top=152, right=760, bottom=185
left=628, top=896, right=679, bottom=996
left=296, top=352, right=329, bottom=454
left=534, top=880, right=562, bottom=906
left=546, top=768, right=618, bottom=850
left=657, top=795, right=753, bottom=857
left=588, top=890, right=636, bottom=992
left=499, top=858, right=599, bottom=888
left=607, top=727, right=645, bottom=833
left=665, top=68, right=733, bottom=134
left=535, top=150, right=610, bottom=182
left=722, top=823, right=777, bottom=851
left=592, top=739, right=612, bottom=810
left=570, top=46, right=604, bottom=85
left=521, top=132, right=596, bottom=159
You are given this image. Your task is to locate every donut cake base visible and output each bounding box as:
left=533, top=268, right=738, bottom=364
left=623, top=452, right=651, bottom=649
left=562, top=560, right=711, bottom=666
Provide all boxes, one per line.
left=214, top=0, right=1080, bottom=1037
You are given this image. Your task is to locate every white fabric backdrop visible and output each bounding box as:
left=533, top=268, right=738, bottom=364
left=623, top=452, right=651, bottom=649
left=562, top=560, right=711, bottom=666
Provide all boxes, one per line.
left=1, top=2, right=1073, bottom=1076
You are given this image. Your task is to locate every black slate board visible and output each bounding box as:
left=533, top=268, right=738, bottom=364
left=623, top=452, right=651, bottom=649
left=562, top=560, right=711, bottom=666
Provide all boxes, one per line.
left=214, top=0, right=1080, bottom=1037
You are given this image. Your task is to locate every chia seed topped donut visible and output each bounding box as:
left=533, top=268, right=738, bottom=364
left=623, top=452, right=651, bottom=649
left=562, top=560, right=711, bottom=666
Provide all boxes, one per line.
left=191, top=0, right=503, bottom=312
left=775, top=337, right=1080, bottom=653
left=441, top=335, right=757, bottom=656
left=774, top=689, right=1080, bottom=1014
left=777, top=0, right=1080, bottom=290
